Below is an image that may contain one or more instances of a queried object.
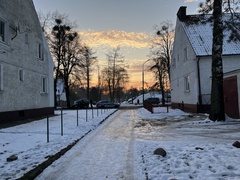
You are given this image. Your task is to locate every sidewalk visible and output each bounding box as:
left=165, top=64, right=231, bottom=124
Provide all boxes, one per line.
left=0, top=109, right=117, bottom=180
left=1, top=106, right=240, bottom=180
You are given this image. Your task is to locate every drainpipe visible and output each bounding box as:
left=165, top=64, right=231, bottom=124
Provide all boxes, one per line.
left=197, top=57, right=202, bottom=106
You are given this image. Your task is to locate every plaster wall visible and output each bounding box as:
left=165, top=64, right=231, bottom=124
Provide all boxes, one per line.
left=171, top=20, right=199, bottom=105
left=0, top=0, right=54, bottom=112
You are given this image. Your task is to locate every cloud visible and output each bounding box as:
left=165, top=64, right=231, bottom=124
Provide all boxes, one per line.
left=78, top=30, right=150, bottom=49
left=184, top=0, right=198, bottom=2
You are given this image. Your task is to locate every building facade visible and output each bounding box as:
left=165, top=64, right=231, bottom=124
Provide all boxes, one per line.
left=0, top=0, right=54, bottom=123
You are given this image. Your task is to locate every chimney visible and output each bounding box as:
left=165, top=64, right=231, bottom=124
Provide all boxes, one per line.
left=177, top=6, right=187, bottom=21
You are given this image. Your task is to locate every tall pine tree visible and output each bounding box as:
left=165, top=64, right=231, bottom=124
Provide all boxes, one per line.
left=210, top=0, right=225, bottom=121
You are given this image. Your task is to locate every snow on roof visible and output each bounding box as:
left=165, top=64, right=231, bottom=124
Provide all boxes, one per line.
left=181, top=14, right=240, bottom=56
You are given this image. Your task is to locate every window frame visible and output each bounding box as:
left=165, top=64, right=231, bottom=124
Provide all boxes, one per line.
left=19, top=69, right=24, bottom=82
left=0, top=20, right=5, bottom=42
left=0, top=64, right=3, bottom=91
left=184, top=75, right=190, bottom=92
left=25, top=33, right=29, bottom=45
left=172, top=57, right=176, bottom=68
left=184, top=47, right=188, bottom=61
left=37, top=42, right=44, bottom=61
left=41, top=76, right=47, bottom=93
left=0, top=18, right=8, bottom=44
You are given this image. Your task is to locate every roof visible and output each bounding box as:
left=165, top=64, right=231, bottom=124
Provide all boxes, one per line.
left=181, top=14, right=240, bottom=57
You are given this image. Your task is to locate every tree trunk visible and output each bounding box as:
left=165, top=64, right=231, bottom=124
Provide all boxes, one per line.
left=64, top=77, right=71, bottom=108
left=158, top=72, right=165, bottom=106
left=210, top=0, right=225, bottom=121
left=87, top=63, right=90, bottom=100
left=54, top=79, right=57, bottom=108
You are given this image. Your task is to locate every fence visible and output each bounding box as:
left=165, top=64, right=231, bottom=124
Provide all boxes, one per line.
left=45, top=108, right=115, bottom=143
left=143, top=102, right=169, bottom=114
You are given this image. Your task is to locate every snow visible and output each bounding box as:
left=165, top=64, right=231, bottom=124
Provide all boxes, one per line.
left=1, top=104, right=240, bottom=179
left=182, top=14, right=240, bottom=56
left=0, top=109, right=117, bottom=179
left=128, top=91, right=164, bottom=104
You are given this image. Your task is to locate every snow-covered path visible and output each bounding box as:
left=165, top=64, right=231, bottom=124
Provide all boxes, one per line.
left=36, top=109, right=139, bottom=180
left=31, top=107, right=240, bottom=180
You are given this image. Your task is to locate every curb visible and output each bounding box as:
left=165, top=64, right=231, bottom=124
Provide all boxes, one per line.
left=17, top=109, right=117, bottom=180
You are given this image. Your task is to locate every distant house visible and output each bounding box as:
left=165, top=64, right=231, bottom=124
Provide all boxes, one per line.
left=0, top=0, right=54, bottom=123
left=171, top=6, right=240, bottom=117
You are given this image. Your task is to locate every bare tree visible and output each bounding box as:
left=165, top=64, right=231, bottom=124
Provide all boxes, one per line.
left=80, top=45, right=97, bottom=100
left=38, top=11, right=95, bottom=108
left=149, top=21, right=174, bottom=105
left=154, top=21, right=174, bottom=80
left=50, top=18, right=83, bottom=108
left=149, top=56, right=169, bottom=105
left=102, top=47, right=129, bottom=102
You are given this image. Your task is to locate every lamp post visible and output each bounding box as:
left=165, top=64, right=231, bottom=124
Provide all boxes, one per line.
left=142, top=59, right=151, bottom=104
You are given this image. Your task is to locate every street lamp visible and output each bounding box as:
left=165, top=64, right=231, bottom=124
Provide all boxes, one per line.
left=142, top=59, right=151, bottom=104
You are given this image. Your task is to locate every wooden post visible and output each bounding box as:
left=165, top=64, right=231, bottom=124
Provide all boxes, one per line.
left=61, top=109, right=63, bottom=136
left=47, top=116, right=49, bottom=143
left=77, top=109, right=79, bottom=126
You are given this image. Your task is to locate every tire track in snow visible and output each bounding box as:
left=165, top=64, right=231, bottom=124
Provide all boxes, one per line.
left=125, top=110, right=136, bottom=180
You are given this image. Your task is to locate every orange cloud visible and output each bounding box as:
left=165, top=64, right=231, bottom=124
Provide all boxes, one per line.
left=78, top=30, right=150, bottom=49
left=184, top=0, right=197, bottom=2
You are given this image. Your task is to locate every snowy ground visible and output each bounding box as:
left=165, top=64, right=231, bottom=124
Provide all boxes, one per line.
left=136, top=108, right=240, bottom=180
left=0, top=108, right=117, bottom=179
left=1, top=104, right=240, bottom=180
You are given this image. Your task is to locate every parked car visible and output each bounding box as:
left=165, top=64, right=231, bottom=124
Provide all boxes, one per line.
left=143, top=97, right=160, bottom=105
left=71, top=99, right=89, bottom=109
left=96, top=100, right=120, bottom=108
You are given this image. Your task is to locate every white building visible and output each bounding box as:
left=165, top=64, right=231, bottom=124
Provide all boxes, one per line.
left=171, top=7, right=240, bottom=117
left=0, top=0, right=54, bottom=123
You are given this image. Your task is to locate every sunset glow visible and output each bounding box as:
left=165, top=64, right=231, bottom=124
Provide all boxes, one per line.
left=78, top=30, right=153, bottom=89
left=33, top=0, right=203, bottom=89
left=78, top=30, right=150, bottom=49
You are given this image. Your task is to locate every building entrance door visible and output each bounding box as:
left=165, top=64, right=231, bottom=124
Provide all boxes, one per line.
left=224, top=76, right=239, bottom=118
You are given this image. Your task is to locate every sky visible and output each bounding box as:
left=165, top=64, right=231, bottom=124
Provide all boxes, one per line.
left=33, top=0, right=204, bottom=89
left=1, top=95, right=240, bottom=179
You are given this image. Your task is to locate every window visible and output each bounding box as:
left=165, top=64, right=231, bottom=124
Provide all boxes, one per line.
left=184, top=47, right=188, bottom=61
left=185, top=76, right=190, bottom=92
left=41, top=77, right=47, bottom=93
left=0, top=64, right=3, bottom=91
left=172, top=58, right=176, bottom=67
left=25, top=33, right=28, bottom=44
left=19, top=69, right=24, bottom=82
left=0, top=20, right=5, bottom=42
left=37, top=43, right=43, bottom=60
